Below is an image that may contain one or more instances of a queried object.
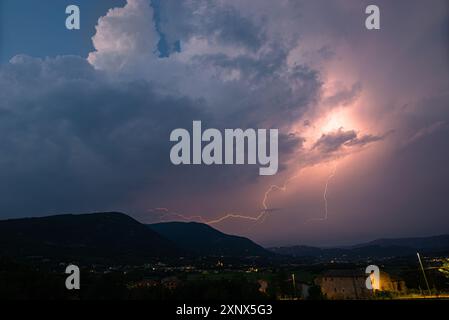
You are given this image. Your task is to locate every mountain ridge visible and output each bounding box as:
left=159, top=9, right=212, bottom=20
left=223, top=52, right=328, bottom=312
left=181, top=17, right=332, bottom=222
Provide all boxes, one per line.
left=269, top=234, right=449, bottom=260
left=148, top=221, right=271, bottom=257
left=0, top=212, right=183, bottom=263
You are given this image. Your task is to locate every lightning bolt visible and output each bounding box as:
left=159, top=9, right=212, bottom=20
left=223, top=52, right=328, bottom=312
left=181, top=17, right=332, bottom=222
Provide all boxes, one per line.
left=206, top=212, right=267, bottom=225
left=307, top=162, right=338, bottom=222
left=151, top=207, right=266, bottom=225
left=150, top=163, right=337, bottom=226
left=152, top=208, right=208, bottom=223
left=261, top=171, right=302, bottom=211
left=150, top=170, right=303, bottom=226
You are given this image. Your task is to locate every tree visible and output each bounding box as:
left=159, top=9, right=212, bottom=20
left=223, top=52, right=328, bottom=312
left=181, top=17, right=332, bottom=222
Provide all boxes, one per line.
left=308, top=285, right=325, bottom=300
left=438, top=258, right=449, bottom=278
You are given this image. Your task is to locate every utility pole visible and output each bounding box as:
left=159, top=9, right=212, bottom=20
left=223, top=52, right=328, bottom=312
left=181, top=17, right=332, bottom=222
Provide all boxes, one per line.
left=417, top=252, right=431, bottom=296
left=291, top=273, right=296, bottom=298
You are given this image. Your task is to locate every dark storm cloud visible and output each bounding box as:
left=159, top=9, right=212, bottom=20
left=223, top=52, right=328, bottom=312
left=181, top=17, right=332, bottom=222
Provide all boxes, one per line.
left=312, top=129, right=354, bottom=153
left=312, top=129, right=383, bottom=154
left=0, top=50, right=320, bottom=218
left=153, top=0, right=266, bottom=54
left=202, top=5, right=265, bottom=51
left=0, top=55, right=208, bottom=216
left=190, top=52, right=322, bottom=130
left=194, top=49, right=287, bottom=82
left=345, top=134, right=384, bottom=147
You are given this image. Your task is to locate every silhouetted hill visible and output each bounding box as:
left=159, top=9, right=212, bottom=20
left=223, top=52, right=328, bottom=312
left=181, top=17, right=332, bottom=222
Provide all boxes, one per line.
left=351, top=234, right=449, bottom=250
left=0, top=212, right=182, bottom=263
left=269, top=234, right=449, bottom=261
left=148, top=222, right=270, bottom=257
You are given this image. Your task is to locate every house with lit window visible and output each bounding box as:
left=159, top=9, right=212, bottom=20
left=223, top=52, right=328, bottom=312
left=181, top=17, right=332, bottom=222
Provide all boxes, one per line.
left=315, top=269, right=406, bottom=300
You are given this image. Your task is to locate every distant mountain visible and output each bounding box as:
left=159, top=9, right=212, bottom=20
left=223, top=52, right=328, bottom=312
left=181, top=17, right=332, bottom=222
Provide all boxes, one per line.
left=148, top=222, right=270, bottom=257
left=0, top=212, right=182, bottom=263
left=269, top=234, right=449, bottom=261
left=351, top=234, right=449, bottom=250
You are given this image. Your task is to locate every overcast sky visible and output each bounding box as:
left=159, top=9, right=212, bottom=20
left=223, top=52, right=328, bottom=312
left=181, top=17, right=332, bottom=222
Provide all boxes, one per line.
left=0, top=0, right=448, bottom=246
